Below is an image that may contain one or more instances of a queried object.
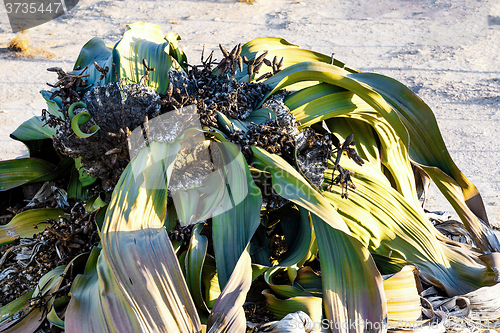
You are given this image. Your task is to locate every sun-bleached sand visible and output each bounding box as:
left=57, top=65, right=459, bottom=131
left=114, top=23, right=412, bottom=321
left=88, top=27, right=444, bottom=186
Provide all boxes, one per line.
left=0, top=0, right=499, bottom=221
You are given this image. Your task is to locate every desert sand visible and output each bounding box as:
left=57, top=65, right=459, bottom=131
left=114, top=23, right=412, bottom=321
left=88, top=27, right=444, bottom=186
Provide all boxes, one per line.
left=0, top=0, right=499, bottom=222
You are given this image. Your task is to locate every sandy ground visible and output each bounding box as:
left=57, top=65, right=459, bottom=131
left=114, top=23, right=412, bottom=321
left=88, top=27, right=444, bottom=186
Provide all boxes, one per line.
left=0, top=0, right=499, bottom=222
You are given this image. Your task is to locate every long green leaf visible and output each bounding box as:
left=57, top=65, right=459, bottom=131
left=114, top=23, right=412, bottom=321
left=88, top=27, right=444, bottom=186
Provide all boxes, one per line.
left=212, top=142, right=262, bottom=290
left=40, top=90, right=64, bottom=119
left=112, top=22, right=174, bottom=94
left=101, top=141, right=202, bottom=332
left=259, top=61, right=409, bottom=147
left=241, top=37, right=357, bottom=76
left=251, top=147, right=387, bottom=333
left=264, top=267, right=311, bottom=299
left=10, top=107, right=60, bottom=158
left=325, top=116, right=420, bottom=211
left=241, top=37, right=299, bottom=59
left=276, top=205, right=315, bottom=268
left=0, top=307, right=44, bottom=333
left=185, top=224, right=210, bottom=313
left=0, top=208, right=64, bottom=245
left=10, top=116, right=57, bottom=142
left=0, top=158, right=55, bottom=191
left=310, top=213, right=387, bottom=333
left=285, top=83, right=346, bottom=109
left=250, top=146, right=350, bottom=235
left=67, top=167, right=87, bottom=201
left=74, top=157, right=97, bottom=187
left=324, top=157, right=498, bottom=296
left=65, top=247, right=141, bottom=333
left=287, top=88, right=363, bottom=128
left=201, top=255, right=221, bottom=310
left=0, top=290, right=34, bottom=326
left=421, top=165, right=500, bottom=256
left=47, top=307, right=65, bottom=329
left=206, top=248, right=252, bottom=333
left=73, top=37, right=116, bottom=90
left=285, top=67, right=498, bottom=254
left=262, top=289, right=323, bottom=325
left=0, top=157, right=73, bottom=192
left=165, top=32, right=188, bottom=70
left=294, top=267, right=322, bottom=296
left=351, top=72, right=498, bottom=252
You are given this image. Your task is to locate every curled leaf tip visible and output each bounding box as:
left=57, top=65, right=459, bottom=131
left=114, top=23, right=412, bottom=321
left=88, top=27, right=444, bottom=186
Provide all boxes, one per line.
left=68, top=101, right=87, bottom=120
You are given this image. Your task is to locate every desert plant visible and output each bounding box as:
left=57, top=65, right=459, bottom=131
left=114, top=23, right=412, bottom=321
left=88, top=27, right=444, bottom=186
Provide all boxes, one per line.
left=1, top=22, right=499, bottom=333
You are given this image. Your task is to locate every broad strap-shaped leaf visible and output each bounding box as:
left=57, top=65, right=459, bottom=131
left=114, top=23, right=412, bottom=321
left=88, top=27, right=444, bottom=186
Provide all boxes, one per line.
left=212, top=142, right=262, bottom=290
left=262, top=259, right=322, bottom=305
left=73, top=37, right=116, bottom=90
left=264, top=267, right=311, bottom=299
left=68, top=156, right=97, bottom=201
left=10, top=116, right=57, bottom=142
left=65, top=247, right=141, bottom=333
left=0, top=307, right=44, bottom=333
left=310, top=213, right=388, bottom=333
left=101, top=141, right=202, bottom=332
left=259, top=61, right=409, bottom=147
left=0, top=158, right=55, bottom=191
left=371, top=253, right=409, bottom=276
left=262, top=289, right=323, bottom=326
left=165, top=32, right=188, bottom=71
left=47, top=307, right=65, bottom=329
left=421, top=164, right=500, bottom=255
left=241, top=37, right=299, bottom=59
left=286, top=85, right=364, bottom=128
left=67, top=167, right=87, bottom=201
left=325, top=116, right=381, bottom=166
left=279, top=63, right=498, bottom=257
left=382, top=265, right=421, bottom=322
left=251, top=147, right=387, bottom=333
left=201, top=255, right=221, bottom=309
left=276, top=205, right=315, bottom=268
left=74, top=157, right=97, bottom=187
left=285, top=83, right=346, bottom=110
left=0, top=290, right=34, bottom=327
left=324, top=157, right=498, bottom=296
left=294, top=267, right=322, bottom=297
left=245, top=107, right=277, bottom=124
left=206, top=248, right=252, bottom=333
left=185, top=223, right=210, bottom=313
left=325, top=116, right=420, bottom=211
left=112, top=22, right=174, bottom=94
left=249, top=224, right=272, bottom=266
left=40, top=90, right=64, bottom=119
left=10, top=96, right=61, bottom=158
left=250, top=146, right=350, bottom=235
left=84, top=193, right=107, bottom=213
left=241, top=37, right=357, bottom=76
left=171, top=168, right=225, bottom=226
left=0, top=208, right=64, bottom=245
left=266, top=61, right=495, bottom=252
left=0, top=157, right=73, bottom=192
left=350, top=72, right=498, bottom=252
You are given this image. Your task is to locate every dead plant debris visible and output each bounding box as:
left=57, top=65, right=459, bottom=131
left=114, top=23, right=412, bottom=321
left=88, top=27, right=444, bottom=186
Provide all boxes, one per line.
left=0, top=201, right=99, bottom=307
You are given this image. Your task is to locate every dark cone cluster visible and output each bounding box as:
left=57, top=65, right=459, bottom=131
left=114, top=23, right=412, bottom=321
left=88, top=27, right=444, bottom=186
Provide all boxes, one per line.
left=54, top=83, right=161, bottom=191
left=48, top=52, right=361, bottom=198
left=295, top=128, right=333, bottom=189
left=189, top=65, right=268, bottom=126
